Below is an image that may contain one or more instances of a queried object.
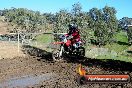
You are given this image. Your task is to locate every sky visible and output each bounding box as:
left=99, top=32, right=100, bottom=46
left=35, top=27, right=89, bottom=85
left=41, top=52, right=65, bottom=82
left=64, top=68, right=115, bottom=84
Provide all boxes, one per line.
left=0, top=0, right=132, bottom=19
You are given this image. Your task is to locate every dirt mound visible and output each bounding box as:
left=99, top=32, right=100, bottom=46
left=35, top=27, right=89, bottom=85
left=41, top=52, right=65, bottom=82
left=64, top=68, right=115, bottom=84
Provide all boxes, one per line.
left=0, top=16, right=15, bottom=35
left=0, top=45, right=132, bottom=87
left=0, top=23, right=9, bottom=34
left=0, top=55, right=132, bottom=87
left=0, top=41, right=25, bottom=59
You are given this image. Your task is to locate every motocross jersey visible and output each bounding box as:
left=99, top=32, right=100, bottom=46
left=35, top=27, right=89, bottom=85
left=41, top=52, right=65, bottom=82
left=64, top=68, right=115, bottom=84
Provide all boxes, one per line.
left=65, top=29, right=81, bottom=44
left=71, top=30, right=80, bottom=42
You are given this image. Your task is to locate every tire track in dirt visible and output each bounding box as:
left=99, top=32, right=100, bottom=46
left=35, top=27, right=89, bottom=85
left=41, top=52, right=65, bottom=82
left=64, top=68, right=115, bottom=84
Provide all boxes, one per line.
left=0, top=54, right=132, bottom=87
left=0, top=56, right=55, bottom=83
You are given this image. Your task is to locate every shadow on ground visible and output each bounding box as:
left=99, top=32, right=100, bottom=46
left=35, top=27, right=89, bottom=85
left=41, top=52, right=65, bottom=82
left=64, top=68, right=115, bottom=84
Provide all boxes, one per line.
left=22, top=45, right=132, bottom=72
left=127, top=51, right=132, bottom=54
left=22, top=45, right=53, bottom=61
left=67, top=57, right=132, bottom=72
left=117, top=41, right=128, bottom=45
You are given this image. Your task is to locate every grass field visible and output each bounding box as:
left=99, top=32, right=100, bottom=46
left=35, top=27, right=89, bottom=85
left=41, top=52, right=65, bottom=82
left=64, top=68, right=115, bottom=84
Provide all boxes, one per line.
left=35, top=34, right=53, bottom=43
left=97, top=31, right=132, bottom=63
left=104, top=31, right=128, bottom=53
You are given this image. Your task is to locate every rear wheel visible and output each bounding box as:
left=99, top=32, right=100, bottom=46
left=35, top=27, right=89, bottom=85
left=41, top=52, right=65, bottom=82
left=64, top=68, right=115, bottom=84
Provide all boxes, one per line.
left=52, top=49, right=63, bottom=62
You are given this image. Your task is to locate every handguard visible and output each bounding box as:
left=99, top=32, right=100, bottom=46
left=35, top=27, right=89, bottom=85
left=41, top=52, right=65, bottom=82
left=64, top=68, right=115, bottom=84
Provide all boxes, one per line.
left=66, top=35, right=73, bottom=40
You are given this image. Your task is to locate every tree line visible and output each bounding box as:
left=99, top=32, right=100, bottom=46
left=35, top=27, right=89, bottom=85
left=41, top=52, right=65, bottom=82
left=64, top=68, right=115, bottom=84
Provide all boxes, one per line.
left=0, top=2, right=132, bottom=46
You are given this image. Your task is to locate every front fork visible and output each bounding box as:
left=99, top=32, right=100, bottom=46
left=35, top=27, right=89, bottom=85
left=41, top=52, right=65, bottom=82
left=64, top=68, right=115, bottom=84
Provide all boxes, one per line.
left=59, top=45, right=64, bottom=57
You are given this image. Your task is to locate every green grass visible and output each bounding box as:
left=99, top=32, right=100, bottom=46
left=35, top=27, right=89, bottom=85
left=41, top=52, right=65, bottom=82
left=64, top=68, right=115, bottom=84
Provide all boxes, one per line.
left=114, top=31, right=128, bottom=43
left=105, top=31, right=128, bottom=53
left=94, top=31, right=132, bottom=63
left=35, top=34, right=53, bottom=43
left=104, top=43, right=128, bottom=53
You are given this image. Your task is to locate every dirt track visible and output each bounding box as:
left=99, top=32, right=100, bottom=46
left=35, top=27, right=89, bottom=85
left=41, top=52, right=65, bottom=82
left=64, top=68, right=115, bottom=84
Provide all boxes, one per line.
left=0, top=45, right=132, bottom=88
left=0, top=41, right=24, bottom=59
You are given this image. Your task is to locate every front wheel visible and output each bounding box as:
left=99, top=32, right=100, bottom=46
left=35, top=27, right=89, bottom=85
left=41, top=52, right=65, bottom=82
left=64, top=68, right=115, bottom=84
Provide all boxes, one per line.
left=52, top=49, right=63, bottom=62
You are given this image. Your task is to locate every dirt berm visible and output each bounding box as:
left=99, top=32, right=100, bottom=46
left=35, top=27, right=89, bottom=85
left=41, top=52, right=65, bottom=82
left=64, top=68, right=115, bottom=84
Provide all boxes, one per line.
left=0, top=45, right=132, bottom=88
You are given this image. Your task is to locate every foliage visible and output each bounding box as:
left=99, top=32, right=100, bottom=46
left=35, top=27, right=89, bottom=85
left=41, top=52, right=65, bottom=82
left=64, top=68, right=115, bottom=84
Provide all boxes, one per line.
left=1, top=8, right=53, bottom=33
left=1, top=3, right=132, bottom=63
left=88, top=6, right=118, bottom=45
left=119, top=17, right=132, bottom=30
left=127, top=26, right=132, bottom=45
left=54, top=9, right=71, bottom=33
left=0, top=3, right=130, bottom=47
left=118, top=17, right=132, bottom=45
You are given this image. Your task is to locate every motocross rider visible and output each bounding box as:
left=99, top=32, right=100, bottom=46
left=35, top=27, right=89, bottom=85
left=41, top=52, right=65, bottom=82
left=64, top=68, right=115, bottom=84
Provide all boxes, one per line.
left=65, top=24, right=82, bottom=49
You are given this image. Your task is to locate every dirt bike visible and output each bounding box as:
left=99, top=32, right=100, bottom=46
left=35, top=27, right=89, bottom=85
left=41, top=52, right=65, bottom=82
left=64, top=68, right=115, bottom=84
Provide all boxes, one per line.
left=52, top=34, right=85, bottom=61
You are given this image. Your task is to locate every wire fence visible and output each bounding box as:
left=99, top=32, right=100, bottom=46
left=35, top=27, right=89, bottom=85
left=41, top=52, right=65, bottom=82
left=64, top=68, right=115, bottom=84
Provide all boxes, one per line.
left=0, top=32, right=67, bottom=53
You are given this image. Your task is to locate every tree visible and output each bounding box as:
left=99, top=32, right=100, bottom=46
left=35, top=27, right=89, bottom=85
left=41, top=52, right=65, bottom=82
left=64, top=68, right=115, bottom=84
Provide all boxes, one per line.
left=88, top=6, right=118, bottom=46
left=1, top=4, right=119, bottom=47
left=118, top=17, right=132, bottom=45
left=103, top=6, right=118, bottom=41
left=119, top=17, right=132, bottom=30
left=72, top=2, right=82, bottom=16
left=127, top=26, right=132, bottom=45
left=54, top=9, right=71, bottom=33
left=2, top=8, right=52, bottom=33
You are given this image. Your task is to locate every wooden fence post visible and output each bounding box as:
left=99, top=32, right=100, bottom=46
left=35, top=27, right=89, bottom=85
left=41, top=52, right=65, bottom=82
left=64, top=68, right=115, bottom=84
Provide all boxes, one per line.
left=17, top=31, right=20, bottom=53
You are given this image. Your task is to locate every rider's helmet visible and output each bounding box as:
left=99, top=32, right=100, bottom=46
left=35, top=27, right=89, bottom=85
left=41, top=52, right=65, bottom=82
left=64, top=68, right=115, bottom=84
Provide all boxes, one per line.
left=68, top=24, right=78, bottom=34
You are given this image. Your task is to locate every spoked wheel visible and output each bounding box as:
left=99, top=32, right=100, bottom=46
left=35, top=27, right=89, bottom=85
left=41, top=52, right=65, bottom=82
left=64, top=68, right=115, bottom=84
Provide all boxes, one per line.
left=52, top=49, right=63, bottom=62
